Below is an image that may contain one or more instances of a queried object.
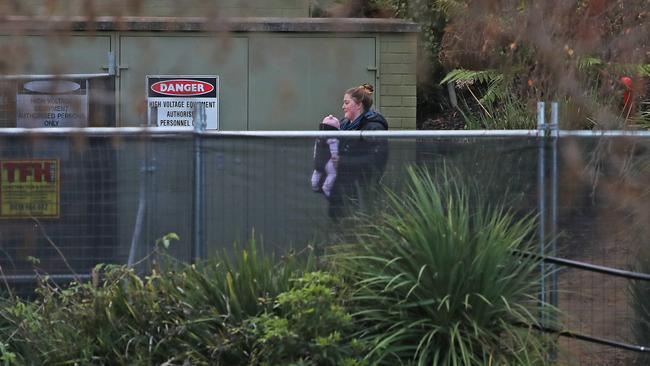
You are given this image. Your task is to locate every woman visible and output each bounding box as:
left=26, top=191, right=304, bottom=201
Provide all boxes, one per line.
left=328, top=84, right=389, bottom=218
left=339, top=84, right=389, bottom=132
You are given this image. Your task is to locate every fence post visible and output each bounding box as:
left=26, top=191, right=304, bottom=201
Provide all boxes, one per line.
left=537, top=102, right=547, bottom=324
left=550, top=102, right=559, bottom=311
left=192, top=103, right=207, bottom=263
left=128, top=108, right=156, bottom=270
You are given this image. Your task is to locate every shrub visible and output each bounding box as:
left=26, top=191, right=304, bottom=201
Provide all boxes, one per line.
left=248, top=271, right=366, bottom=366
left=0, top=240, right=314, bottom=365
left=334, top=167, right=556, bottom=365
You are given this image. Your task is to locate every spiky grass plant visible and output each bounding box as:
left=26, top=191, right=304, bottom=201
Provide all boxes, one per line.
left=334, top=167, right=555, bottom=366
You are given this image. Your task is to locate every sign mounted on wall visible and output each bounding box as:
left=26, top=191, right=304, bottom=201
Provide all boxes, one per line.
left=0, top=159, right=60, bottom=218
left=147, top=76, right=219, bottom=129
left=16, top=79, right=89, bottom=128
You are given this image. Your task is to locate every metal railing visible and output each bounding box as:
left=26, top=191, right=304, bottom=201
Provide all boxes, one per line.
left=0, top=114, right=648, bottom=364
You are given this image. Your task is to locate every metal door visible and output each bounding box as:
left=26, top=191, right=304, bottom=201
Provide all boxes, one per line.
left=249, top=36, right=376, bottom=130
left=119, top=35, right=248, bottom=129
left=0, top=35, right=111, bottom=75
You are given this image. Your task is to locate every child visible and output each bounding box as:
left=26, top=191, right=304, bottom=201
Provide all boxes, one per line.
left=311, top=115, right=340, bottom=197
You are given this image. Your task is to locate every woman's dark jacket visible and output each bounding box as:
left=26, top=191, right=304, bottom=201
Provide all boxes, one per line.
left=327, top=110, right=388, bottom=218
left=338, top=110, right=389, bottom=174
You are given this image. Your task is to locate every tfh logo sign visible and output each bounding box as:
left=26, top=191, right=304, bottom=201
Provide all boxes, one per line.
left=0, top=159, right=60, bottom=218
left=2, top=161, right=56, bottom=183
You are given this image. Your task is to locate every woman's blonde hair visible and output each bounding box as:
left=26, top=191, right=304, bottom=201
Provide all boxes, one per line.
left=345, top=84, right=374, bottom=112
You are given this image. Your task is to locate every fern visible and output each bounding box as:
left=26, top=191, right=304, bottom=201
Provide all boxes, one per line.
left=482, top=74, right=508, bottom=104
left=440, top=68, right=503, bottom=85
left=577, top=56, right=603, bottom=71
left=441, top=68, right=511, bottom=105
left=577, top=55, right=650, bottom=77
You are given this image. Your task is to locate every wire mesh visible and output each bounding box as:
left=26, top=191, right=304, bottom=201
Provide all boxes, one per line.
left=0, top=130, right=648, bottom=365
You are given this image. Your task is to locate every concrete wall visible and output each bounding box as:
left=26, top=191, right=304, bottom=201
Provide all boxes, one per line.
left=2, top=0, right=311, bottom=18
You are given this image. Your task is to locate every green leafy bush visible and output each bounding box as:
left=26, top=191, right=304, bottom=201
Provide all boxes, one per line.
left=0, top=240, right=313, bottom=365
left=0, top=190, right=561, bottom=365
left=248, top=271, right=366, bottom=366
left=334, top=167, right=555, bottom=365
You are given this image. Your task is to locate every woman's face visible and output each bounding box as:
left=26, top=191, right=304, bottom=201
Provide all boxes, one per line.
left=342, top=93, right=362, bottom=121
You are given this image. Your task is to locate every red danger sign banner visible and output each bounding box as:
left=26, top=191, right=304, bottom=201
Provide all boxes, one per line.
left=150, top=79, right=215, bottom=96
left=0, top=159, right=60, bottom=218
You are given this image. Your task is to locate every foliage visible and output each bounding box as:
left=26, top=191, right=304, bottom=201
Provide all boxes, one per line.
left=315, top=0, right=650, bottom=128
left=334, top=167, right=555, bottom=365
left=626, top=144, right=650, bottom=364
left=458, top=91, right=536, bottom=130
left=638, top=101, right=650, bottom=130
left=440, top=67, right=536, bottom=129
left=576, top=57, right=650, bottom=79
left=440, top=1, right=650, bottom=129
left=0, top=240, right=314, bottom=365
left=441, top=68, right=508, bottom=105
left=248, top=271, right=366, bottom=366
left=389, top=0, right=461, bottom=58
left=310, top=0, right=397, bottom=17
left=631, top=252, right=650, bottom=365
left=0, top=188, right=564, bottom=365
left=389, top=0, right=464, bottom=118
left=0, top=340, right=16, bottom=366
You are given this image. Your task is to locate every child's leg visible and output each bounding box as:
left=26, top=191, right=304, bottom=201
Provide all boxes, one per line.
left=322, top=160, right=338, bottom=197
left=311, top=170, right=322, bottom=191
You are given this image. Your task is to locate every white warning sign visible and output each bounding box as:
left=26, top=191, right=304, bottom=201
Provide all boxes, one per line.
left=16, top=79, right=89, bottom=128
left=147, top=76, right=219, bottom=129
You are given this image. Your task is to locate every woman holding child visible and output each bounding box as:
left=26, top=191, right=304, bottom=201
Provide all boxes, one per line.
left=325, top=84, right=389, bottom=218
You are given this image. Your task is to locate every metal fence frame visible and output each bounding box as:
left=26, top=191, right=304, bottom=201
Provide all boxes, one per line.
left=1, top=108, right=650, bottom=354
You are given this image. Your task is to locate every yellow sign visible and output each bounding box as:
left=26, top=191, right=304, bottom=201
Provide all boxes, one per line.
left=0, top=159, right=60, bottom=218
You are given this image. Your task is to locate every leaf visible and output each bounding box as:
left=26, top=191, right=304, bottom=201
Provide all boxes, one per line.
left=157, top=232, right=180, bottom=249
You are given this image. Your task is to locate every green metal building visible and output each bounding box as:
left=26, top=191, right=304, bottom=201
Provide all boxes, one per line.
left=1, top=0, right=418, bottom=129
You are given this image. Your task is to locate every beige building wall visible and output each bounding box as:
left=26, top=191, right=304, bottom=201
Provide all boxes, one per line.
left=2, top=0, right=311, bottom=17
left=380, top=33, right=417, bottom=129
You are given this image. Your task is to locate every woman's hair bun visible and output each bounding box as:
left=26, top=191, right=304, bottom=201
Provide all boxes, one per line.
left=361, top=83, right=374, bottom=94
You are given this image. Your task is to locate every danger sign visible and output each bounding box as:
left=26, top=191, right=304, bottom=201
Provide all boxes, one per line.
left=16, top=79, right=89, bottom=128
left=147, top=76, right=219, bottom=129
left=0, top=159, right=60, bottom=218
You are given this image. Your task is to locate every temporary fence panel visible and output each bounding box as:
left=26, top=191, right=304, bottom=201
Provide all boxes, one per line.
left=0, top=134, right=118, bottom=285
left=0, top=129, right=648, bottom=365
